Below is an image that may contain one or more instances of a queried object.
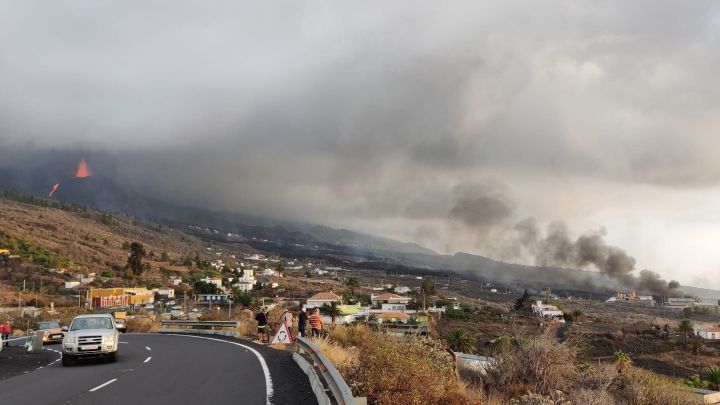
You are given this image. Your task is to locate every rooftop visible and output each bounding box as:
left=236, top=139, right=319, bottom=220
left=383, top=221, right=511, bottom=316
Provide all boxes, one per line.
left=307, top=291, right=342, bottom=301
left=378, top=312, right=411, bottom=320
left=373, top=293, right=408, bottom=300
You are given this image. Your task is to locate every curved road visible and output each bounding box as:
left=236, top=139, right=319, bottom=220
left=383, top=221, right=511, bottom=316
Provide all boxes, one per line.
left=0, top=333, right=316, bottom=405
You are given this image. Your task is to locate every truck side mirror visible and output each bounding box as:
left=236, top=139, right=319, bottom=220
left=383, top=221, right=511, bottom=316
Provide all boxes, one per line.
left=61, top=326, right=68, bottom=332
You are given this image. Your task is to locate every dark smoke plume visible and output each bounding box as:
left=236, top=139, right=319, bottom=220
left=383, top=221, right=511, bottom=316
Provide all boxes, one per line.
left=517, top=218, right=680, bottom=296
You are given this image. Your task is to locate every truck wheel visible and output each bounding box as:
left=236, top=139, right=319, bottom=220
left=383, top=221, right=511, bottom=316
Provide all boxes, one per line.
left=61, top=356, right=74, bottom=367
left=108, top=351, right=118, bottom=363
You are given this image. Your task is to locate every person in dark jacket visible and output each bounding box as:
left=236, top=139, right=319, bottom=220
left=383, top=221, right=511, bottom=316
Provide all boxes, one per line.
left=297, top=307, right=308, bottom=338
left=255, top=309, right=268, bottom=343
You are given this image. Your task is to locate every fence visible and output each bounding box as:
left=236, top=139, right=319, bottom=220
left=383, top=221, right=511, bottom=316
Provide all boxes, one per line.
left=294, top=336, right=366, bottom=405
left=159, top=320, right=238, bottom=337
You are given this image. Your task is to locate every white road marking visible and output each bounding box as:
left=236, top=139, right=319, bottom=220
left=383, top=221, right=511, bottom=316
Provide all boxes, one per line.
left=145, top=346, right=151, bottom=351
left=89, top=379, right=117, bottom=392
left=164, top=334, right=274, bottom=404
left=144, top=356, right=152, bottom=363
left=119, top=342, right=128, bottom=344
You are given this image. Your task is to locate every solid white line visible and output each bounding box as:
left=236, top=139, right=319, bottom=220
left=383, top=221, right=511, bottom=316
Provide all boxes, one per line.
left=144, top=356, right=152, bottom=363
left=164, top=334, right=273, bottom=404
left=89, top=379, right=117, bottom=392
left=119, top=342, right=128, bottom=344
left=145, top=346, right=151, bottom=351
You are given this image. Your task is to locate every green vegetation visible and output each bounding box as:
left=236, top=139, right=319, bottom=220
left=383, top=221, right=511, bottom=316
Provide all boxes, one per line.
left=321, top=302, right=343, bottom=324
left=514, top=289, right=532, bottom=310
left=231, top=289, right=252, bottom=307
left=126, top=241, right=147, bottom=275
left=193, top=280, right=219, bottom=294
left=613, top=351, right=632, bottom=372
left=0, top=231, right=57, bottom=267
left=446, top=329, right=476, bottom=354
left=100, top=213, right=115, bottom=225
left=678, top=319, right=694, bottom=346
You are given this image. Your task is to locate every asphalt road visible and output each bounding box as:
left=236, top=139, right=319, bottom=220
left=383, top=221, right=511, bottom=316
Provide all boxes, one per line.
left=0, top=333, right=317, bottom=405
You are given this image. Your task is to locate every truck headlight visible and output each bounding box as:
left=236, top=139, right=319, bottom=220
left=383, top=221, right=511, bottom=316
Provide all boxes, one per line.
left=103, top=335, right=115, bottom=343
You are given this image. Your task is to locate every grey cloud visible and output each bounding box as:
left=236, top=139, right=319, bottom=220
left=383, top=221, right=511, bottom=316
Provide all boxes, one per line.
left=0, top=1, right=719, bottom=286
left=449, top=181, right=515, bottom=227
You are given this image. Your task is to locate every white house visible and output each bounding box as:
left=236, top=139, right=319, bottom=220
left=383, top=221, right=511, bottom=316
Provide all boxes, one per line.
left=381, top=303, right=407, bottom=312
left=156, top=289, right=175, bottom=299
left=697, top=327, right=720, bottom=340
left=262, top=268, right=278, bottom=277
left=394, top=286, right=411, bottom=294
left=306, top=292, right=342, bottom=308
left=64, top=281, right=80, bottom=289
left=233, top=282, right=254, bottom=293
left=80, top=277, right=94, bottom=284
left=200, top=277, right=223, bottom=289
left=531, top=301, right=565, bottom=323
left=371, top=293, right=411, bottom=307
left=243, top=254, right=266, bottom=261
left=239, top=269, right=255, bottom=283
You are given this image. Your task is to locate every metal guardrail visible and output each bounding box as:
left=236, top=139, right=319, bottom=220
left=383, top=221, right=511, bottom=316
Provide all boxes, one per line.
left=159, top=320, right=239, bottom=337
left=295, top=336, right=358, bottom=405
left=160, top=320, right=238, bottom=328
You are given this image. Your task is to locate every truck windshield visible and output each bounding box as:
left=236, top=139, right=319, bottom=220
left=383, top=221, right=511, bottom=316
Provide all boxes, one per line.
left=70, top=317, right=114, bottom=331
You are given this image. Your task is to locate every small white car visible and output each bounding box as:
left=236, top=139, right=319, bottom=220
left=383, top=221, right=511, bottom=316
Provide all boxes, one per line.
left=62, top=314, right=119, bottom=366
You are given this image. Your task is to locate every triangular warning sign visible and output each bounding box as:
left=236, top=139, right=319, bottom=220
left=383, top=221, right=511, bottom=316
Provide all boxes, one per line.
left=271, top=321, right=294, bottom=344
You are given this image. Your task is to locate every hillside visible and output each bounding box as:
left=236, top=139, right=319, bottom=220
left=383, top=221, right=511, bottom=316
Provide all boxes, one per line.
left=0, top=195, right=255, bottom=278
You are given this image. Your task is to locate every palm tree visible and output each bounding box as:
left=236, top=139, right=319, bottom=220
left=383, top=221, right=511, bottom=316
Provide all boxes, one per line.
left=321, top=302, right=343, bottom=325
left=708, top=366, right=720, bottom=390
left=613, top=351, right=632, bottom=372
left=678, top=319, right=694, bottom=346
left=447, top=330, right=477, bottom=354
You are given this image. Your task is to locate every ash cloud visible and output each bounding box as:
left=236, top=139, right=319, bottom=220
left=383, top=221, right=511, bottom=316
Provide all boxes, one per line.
left=0, top=2, right=718, bottom=287
left=517, top=219, right=681, bottom=296
left=449, top=182, right=515, bottom=227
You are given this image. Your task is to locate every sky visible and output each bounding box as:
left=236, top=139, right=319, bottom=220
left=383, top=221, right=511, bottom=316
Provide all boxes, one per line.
left=1, top=1, right=720, bottom=288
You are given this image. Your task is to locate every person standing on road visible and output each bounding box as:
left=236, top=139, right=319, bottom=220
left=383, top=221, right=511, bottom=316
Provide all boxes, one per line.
left=308, top=308, right=323, bottom=338
left=3, top=321, right=11, bottom=346
left=281, top=309, right=294, bottom=337
left=298, top=307, right=308, bottom=338
left=255, top=308, right=268, bottom=343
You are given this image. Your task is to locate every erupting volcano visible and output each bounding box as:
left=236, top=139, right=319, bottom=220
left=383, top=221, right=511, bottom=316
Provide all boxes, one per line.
left=75, top=158, right=91, bottom=178
left=48, top=183, right=60, bottom=197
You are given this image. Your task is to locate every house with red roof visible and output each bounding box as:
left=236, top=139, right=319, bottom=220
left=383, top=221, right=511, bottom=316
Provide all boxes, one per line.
left=306, top=291, right=342, bottom=309
left=696, top=326, right=720, bottom=340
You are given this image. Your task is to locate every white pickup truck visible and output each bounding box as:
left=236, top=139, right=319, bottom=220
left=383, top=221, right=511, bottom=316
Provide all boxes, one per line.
left=62, top=314, right=119, bottom=366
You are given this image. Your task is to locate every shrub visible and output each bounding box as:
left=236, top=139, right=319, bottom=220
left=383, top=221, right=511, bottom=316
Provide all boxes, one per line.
left=126, top=317, right=159, bottom=333
left=327, top=325, right=472, bottom=404
left=482, top=330, right=698, bottom=404
left=447, top=329, right=477, bottom=354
